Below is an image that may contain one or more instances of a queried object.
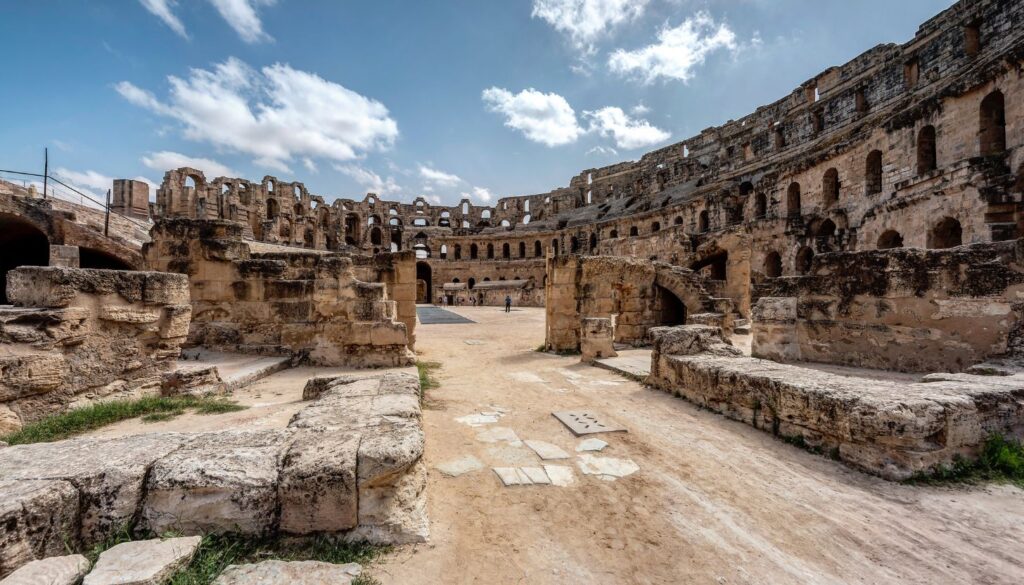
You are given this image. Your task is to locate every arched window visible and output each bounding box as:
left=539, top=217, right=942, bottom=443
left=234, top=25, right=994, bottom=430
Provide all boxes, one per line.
left=754, top=193, right=767, bottom=219
left=787, top=183, right=801, bottom=217
left=294, top=203, right=304, bottom=217
left=877, top=230, right=903, bottom=250
left=519, top=242, right=526, bottom=258
left=502, top=243, right=510, bottom=259
left=866, top=150, right=883, bottom=195
left=795, top=246, right=814, bottom=275
left=764, top=252, right=782, bottom=278
left=822, top=169, right=839, bottom=206
left=454, top=244, right=462, bottom=260
left=370, top=227, right=382, bottom=246
left=917, top=125, right=937, bottom=174
left=486, top=243, right=495, bottom=259
left=651, top=222, right=661, bottom=233
left=698, top=210, right=709, bottom=233
left=267, top=198, right=279, bottom=219
left=609, top=229, right=619, bottom=238
left=979, top=90, right=1006, bottom=156
left=815, top=219, right=836, bottom=253
left=551, top=239, right=559, bottom=256
left=629, top=226, right=639, bottom=237
left=570, top=237, right=580, bottom=253
left=534, top=241, right=542, bottom=257
left=440, top=244, right=448, bottom=259
left=468, top=277, right=476, bottom=289
left=673, top=216, right=683, bottom=226
left=589, top=232, right=597, bottom=252
left=470, top=244, right=479, bottom=259
left=929, top=217, right=962, bottom=248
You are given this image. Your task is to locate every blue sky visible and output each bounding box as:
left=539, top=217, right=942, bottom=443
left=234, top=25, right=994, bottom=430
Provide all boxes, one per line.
left=0, top=0, right=955, bottom=206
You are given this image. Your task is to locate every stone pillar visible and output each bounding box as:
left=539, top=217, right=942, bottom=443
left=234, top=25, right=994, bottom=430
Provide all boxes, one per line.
left=580, top=317, right=617, bottom=362
left=49, top=245, right=79, bottom=268
left=112, top=179, right=151, bottom=221
left=750, top=297, right=800, bottom=362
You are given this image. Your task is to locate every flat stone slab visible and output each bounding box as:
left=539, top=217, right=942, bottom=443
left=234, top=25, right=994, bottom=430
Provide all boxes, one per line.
left=576, top=438, right=608, bottom=452
left=523, top=440, right=570, bottom=460
left=552, top=411, right=627, bottom=436
left=1, top=554, right=89, bottom=585
left=416, top=307, right=475, bottom=325
left=493, top=467, right=550, bottom=486
left=593, top=349, right=652, bottom=379
left=84, top=536, right=202, bottom=585
left=475, top=427, right=521, bottom=445
left=454, top=413, right=501, bottom=426
left=543, top=465, right=576, bottom=487
left=577, top=455, right=639, bottom=481
left=213, top=560, right=361, bottom=584
left=435, top=456, right=484, bottom=477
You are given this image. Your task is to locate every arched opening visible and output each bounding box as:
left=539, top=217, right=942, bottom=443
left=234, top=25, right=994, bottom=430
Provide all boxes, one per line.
left=468, top=277, right=476, bottom=290
left=294, top=203, right=304, bottom=217
left=698, top=210, right=709, bottom=233
left=519, top=242, right=526, bottom=258
left=651, top=221, right=661, bottom=233
left=609, top=229, right=619, bottom=238
left=0, top=214, right=49, bottom=304
left=877, top=230, right=904, bottom=250
left=673, top=216, right=683, bottom=226
left=416, top=262, right=432, bottom=303
left=917, top=125, right=937, bottom=174
left=866, top=150, right=883, bottom=195
left=570, top=236, right=580, bottom=253
left=454, top=244, right=462, bottom=260
left=929, top=217, right=963, bottom=248
left=370, top=227, right=382, bottom=246
left=690, top=252, right=727, bottom=281
left=267, top=198, right=280, bottom=219
left=822, top=168, right=839, bottom=206
left=589, top=232, right=597, bottom=252
left=795, top=246, right=814, bottom=275
left=502, top=243, right=510, bottom=259
left=979, top=90, right=1006, bottom=156
left=534, top=241, right=542, bottom=257
left=815, top=219, right=836, bottom=253
left=486, top=243, right=494, bottom=259
left=440, top=244, right=448, bottom=260
left=739, top=181, right=754, bottom=196
left=655, top=285, right=687, bottom=327
left=78, top=248, right=133, bottom=270
left=764, top=251, right=782, bottom=278
left=755, top=193, right=767, bottom=219
left=551, top=239, right=559, bottom=256
left=629, top=226, right=639, bottom=237
left=787, top=183, right=801, bottom=217
left=470, top=244, right=479, bottom=260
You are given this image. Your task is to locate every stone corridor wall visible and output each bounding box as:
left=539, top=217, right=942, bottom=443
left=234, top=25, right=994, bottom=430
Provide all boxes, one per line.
left=752, top=240, right=1024, bottom=372
left=144, top=219, right=414, bottom=368
left=0, top=267, right=190, bottom=433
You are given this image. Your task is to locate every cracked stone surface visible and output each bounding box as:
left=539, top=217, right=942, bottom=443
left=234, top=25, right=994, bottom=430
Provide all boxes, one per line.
left=0, top=554, right=89, bottom=585
left=576, top=455, right=640, bottom=481
left=83, top=536, right=202, bottom=585
left=524, top=440, right=571, bottom=460
left=436, top=455, right=484, bottom=477
left=212, top=560, right=361, bottom=585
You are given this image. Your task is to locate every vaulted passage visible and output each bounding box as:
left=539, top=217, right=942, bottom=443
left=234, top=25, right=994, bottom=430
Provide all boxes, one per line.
left=655, top=285, right=688, bottom=327
left=416, top=261, right=432, bottom=303
left=79, top=248, right=133, bottom=270
left=0, top=213, right=50, bottom=304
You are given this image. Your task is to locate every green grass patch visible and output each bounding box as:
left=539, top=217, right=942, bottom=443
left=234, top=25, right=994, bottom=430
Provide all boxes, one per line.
left=2, top=396, right=249, bottom=445
left=416, top=360, right=441, bottom=394
left=141, top=411, right=184, bottom=423
left=907, top=433, right=1024, bottom=488
left=168, top=534, right=388, bottom=585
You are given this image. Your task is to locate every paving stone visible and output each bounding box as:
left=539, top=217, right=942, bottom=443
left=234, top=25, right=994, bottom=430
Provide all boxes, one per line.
left=475, top=427, right=521, bottom=445
left=212, top=560, right=361, bottom=584
left=454, top=413, right=500, bottom=427
left=576, top=455, right=639, bottom=481
left=435, top=455, right=484, bottom=477
left=543, top=465, right=576, bottom=487
left=84, top=536, right=202, bottom=585
left=0, top=554, right=89, bottom=585
left=576, top=438, right=608, bottom=452
left=493, top=467, right=551, bottom=486
left=523, top=440, right=570, bottom=460
left=520, top=467, right=551, bottom=484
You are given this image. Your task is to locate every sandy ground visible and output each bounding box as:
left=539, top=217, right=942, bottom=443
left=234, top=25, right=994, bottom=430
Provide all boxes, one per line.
left=375, top=306, right=1024, bottom=585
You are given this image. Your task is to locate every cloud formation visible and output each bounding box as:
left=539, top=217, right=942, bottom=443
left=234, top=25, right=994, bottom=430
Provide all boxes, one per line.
left=138, top=0, right=276, bottom=43
left=608, top=12, right=737, bottom=83
left=531, top=0, right=649, bottom=54
left=418, top=165, right=462, bottom=187
left=334, top=164, right=401, bottom=196
left=482, top=87, right=583, bottom=147
left=139, top=0, right=188, bottom=38
left=117, top=57, right=398, bottom=174
left=141, top=150, right=236, bottom=177
left=584, top=107, right=671, bottom=149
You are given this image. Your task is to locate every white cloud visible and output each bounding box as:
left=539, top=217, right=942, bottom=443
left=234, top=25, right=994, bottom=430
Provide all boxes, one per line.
left=532, top=0, right=649, bottom=54
left=462, top=186, right=493, bottom=203
left=302, top=158, right=317, bottom=173
left=426, top=195, right=442, bottom=204
left=335, top=164, right=401, bottom=196
left=418, top=165, right=462, bottom=187
left=117, top=57, right=398, bottom=172
left=482, top=87, right=583, bottom=147
left=608, top=12, right=737, bottom=83
left=585, top=106, right=670, bottom=149
left=631, top=103, right=651, bottom=116
left=142, top=151, right=236, bottom=177
left=586, top=145, right=619, bottom=156
left=208, top=0, right=275, bottom=44
left=54, top=168, right=113, bottom=193
left=139, top=0, right=188, bottom=38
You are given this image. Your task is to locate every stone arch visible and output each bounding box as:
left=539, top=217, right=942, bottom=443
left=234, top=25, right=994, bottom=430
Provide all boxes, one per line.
left=653, top=267, right=712, bottom=323
left=877, top=229, right=904, bottom=250
left=0, top=213, right=50, bottom=304
left=698, top=210, right=709, bottom=233
left=267, top=198, right=280, bottom=219
left=486, top=243, right=494, bottom=259
left=534, top=241, right=543, bottom=257
left=416, top=261, right=432, bottom=303
left=979, top=90, right=1006, bottom=156
left=502, top=243, right=510, bottom=259
left=764, top=251, right=782, bottom=278
left=795, top=246, right=814, bottom=275
left=929, top=217, right=962, bottom=248
left=519, top=242, right=527, bottom=258
left=470, top=243, right=479, bottom=260
left=787, top=182, right=801, bottom=217
left=917, top=125, right=937, bottom=174
left=822, top=168, right=839, bottom=206
left=866, top=150, right=883, bottom=195
left=755, top=193, right=767, bottom=219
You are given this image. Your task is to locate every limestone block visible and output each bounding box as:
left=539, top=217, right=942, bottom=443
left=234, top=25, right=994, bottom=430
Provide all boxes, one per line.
left=370, top=323, right=408, bottom=347
left=0, top=354, right=66, bottom=401
left=278, top=430, right=359, bottom=534
left=580, top=317, right=616, bottom=362
left=0, top=554, right=89, bottom=585
left=650, top=325, right=742, bottom=358
left=357, top=424, right=424, bottom=486
left=0, top=405, right=21, bottom=436
left=160, top=366, right=226, bottom=397
left=142, top=273, right=191, bottom=306
left=83, top=536, right=202, bottom=585
left=351, top=459, right=429, bottom=544
left=98, top=306, right=163, bottom=324
left=141, top=431, right=289, bottom=536
left=0, top=480, right=80, bottom=579
left=0, top=434, right=188, bottom=544
left=212, top=560, right=361, bottom=585
left=159, top=306, right=192, bottom=339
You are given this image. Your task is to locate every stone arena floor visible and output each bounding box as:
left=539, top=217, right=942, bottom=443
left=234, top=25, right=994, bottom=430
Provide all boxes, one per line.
left=371, top=306, right=1024, bottom=585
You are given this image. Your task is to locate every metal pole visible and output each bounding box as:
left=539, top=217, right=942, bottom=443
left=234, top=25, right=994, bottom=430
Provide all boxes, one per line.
left=42, top=148, right=48, bottom=200
left=104, top=189, right=111, bottom=237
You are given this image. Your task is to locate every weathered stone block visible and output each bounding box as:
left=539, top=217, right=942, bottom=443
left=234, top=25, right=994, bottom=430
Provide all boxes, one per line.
left=278, top=430, right=359, bottom=534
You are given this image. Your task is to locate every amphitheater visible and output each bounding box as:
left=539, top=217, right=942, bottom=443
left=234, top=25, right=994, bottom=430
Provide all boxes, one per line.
left=2, top=1, right=1024, bottom=583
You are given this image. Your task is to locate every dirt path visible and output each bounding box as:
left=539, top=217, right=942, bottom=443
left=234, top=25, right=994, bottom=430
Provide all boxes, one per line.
left=376, top=306, right=1024, bottom=585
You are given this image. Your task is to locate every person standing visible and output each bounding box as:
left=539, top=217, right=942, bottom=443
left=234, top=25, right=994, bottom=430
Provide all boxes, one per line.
left=505, top=294, right=512, bottom=313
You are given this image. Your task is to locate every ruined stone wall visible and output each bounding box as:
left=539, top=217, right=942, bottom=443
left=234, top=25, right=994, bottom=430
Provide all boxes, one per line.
left=0, top=267, right=190, bottom=433
left=144, top=219, right=414, bottom=368
left=545, top=255, right=719, bottom=351
left=428, top=258, right=546, bottom=306
left=751, top=240, right=1024, bottom=372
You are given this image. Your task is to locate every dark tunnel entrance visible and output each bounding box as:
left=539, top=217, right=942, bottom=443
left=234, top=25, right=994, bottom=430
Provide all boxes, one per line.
left=0, top=214, right=50, bottom=304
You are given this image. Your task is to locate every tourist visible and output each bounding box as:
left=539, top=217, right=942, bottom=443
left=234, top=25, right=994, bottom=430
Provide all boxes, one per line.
left=505, top=295, right=512, bottom=313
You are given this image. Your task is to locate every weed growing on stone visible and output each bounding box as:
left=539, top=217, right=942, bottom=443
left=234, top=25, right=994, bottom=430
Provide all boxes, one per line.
left=907, top=433, right=1024, bottom=488
left=2, top=396, right=248, bottom=445
left=416, top=360, right=442, bottom=397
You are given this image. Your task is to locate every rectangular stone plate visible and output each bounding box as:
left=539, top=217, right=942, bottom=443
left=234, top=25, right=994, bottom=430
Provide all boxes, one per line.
left=552, top=411, right=627, bottom=436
